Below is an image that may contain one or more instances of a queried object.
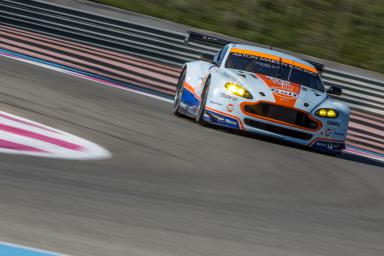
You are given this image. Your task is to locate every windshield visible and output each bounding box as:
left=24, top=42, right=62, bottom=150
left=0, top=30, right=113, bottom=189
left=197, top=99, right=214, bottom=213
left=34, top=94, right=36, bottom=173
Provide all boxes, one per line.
left=225, top=52, right=324, bottom=91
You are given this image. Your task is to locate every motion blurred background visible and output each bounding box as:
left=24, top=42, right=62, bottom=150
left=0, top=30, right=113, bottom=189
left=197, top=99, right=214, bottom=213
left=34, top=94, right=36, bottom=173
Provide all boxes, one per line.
left=0, top=0, right=383, bottom=255
left=91, top=0, right=384, bottom=73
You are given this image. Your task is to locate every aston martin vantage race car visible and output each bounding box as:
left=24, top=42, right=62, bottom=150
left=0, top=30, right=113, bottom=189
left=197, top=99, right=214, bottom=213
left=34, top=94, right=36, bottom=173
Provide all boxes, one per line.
left=173, top=43, right=350, bottom=155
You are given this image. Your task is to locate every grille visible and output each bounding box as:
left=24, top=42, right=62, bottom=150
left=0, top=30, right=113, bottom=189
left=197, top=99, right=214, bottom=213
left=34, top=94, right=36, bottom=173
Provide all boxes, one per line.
left=243, top=102, right=319, bottom=130
left=244, top=119, right=313, bottom=140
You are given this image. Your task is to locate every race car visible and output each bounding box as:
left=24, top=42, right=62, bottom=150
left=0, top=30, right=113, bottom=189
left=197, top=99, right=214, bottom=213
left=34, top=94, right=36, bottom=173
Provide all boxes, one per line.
left=173, top=43, right=350, bottom=155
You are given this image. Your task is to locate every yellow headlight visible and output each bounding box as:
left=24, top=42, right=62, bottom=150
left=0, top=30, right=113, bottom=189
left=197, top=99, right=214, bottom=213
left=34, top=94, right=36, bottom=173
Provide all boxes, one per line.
left=318, top=109, right=327, bottom=117
left=316, top=108, right=338, bottom=118
left=225, top=83, right=252, bottom=99
left=236, top=88, right=245, bottom=96
left=227, top=84, right=238, bottom=93
left=327, top=109, right=337, bottom=118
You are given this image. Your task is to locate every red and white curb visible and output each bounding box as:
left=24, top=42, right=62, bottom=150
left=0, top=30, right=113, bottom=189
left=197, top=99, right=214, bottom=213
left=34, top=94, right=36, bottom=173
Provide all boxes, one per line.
left=0, top=111, right=110, bottom=160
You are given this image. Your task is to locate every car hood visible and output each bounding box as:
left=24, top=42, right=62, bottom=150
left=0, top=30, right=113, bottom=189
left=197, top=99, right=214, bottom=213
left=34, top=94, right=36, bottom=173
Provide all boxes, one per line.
left=225, top=69, right=327, bottom=112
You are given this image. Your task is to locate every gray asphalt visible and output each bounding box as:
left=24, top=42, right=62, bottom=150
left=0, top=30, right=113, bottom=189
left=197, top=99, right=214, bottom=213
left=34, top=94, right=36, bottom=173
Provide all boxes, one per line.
left=0, top=56, right=384, bottom=256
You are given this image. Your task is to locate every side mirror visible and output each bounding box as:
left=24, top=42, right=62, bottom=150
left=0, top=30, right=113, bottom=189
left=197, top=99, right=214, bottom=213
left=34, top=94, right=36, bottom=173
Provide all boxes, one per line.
left=200, top=53, right=215, bottom=63
left=327, top=85, right=342, bottom=96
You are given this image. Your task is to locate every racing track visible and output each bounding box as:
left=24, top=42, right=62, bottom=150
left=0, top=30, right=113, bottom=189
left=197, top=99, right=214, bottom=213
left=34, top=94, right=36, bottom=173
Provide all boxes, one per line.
left=1, top=55, right=384, bottom=255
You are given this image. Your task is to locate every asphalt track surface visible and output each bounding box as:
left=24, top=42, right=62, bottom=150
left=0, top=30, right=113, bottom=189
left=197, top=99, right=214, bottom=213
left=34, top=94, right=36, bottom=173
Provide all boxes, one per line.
left=1, top=56, right=384, bottom=256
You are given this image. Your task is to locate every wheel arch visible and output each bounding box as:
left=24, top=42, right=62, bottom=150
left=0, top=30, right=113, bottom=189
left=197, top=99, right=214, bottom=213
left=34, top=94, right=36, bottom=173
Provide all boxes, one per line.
left=183, top=61, right=214, bottom=96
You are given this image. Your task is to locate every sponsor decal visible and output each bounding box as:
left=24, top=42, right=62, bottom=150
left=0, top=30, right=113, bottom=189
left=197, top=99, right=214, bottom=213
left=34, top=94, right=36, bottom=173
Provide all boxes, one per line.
left=224, top=119, right=238, bottom=126
left=210, top=113, right=225, bottom=122
left=321, top=128, right=332, bottom=137
left=209, top=101, right=223, bottom=106
left=270, top=88, right=298, bottom=97
left=327, top=120, right=341, bottom=128
left=220, top=92, right=238, bottom=101
left=269, top=77, right=294, bottom=90
left=313, top=140, right=344, bottom=152
left=257, top=74, right=301, bottom=107
left=227, top=104, right=235, bottom=112
left=319, top=141, right=335, bottom=150
left=205, top=110, right=240, bottom=129
left=230, top=48, right=318, bottom=73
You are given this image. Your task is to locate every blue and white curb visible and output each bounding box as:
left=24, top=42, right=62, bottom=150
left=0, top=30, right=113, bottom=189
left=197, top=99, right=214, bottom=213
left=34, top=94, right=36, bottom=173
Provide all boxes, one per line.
left=0, top=241, right=67, bottom=256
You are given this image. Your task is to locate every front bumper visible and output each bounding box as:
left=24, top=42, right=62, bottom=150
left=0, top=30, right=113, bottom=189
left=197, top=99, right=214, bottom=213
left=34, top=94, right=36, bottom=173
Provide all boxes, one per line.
left=203, top=107, right=346, bottom=154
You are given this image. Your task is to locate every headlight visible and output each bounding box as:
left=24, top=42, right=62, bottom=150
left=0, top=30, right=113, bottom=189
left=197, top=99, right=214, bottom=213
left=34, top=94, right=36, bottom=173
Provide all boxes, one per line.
left=225, top=83, right=253, bottom=99
left=315, top=108, right=338, bottom=118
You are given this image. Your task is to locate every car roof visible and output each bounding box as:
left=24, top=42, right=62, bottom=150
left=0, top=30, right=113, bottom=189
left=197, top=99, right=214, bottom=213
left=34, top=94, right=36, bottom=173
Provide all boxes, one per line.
left=229, top=43, right=316, bottom=71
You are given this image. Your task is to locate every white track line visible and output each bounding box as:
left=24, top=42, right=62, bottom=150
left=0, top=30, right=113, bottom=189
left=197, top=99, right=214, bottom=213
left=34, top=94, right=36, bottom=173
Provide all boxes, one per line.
left=0, top=52, right=173, bottom=104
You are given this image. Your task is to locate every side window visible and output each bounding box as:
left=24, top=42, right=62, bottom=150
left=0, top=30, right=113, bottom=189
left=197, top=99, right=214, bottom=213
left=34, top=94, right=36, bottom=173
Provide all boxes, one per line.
left=213, top=46, right=229, bottom=66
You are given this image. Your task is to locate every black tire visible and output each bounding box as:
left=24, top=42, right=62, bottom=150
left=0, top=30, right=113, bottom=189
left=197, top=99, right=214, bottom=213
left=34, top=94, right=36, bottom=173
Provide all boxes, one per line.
left=195, top=77, right=210, bottom=125
left=173, top=69, right=186, bottom=116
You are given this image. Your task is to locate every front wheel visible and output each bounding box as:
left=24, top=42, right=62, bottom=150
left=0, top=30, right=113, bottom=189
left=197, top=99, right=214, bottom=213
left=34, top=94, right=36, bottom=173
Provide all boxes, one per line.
left=195, top=77, right=210, bottom=125
left=173, top=69, right=186, bottom=116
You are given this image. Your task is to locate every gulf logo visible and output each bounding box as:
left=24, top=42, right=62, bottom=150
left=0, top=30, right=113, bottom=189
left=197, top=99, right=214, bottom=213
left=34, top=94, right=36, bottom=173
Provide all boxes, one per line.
left=0, top=111, right=110, bottom=160
left=227, top=104, right=235, bottom=112
left=256, top=74, right=301, bottom=107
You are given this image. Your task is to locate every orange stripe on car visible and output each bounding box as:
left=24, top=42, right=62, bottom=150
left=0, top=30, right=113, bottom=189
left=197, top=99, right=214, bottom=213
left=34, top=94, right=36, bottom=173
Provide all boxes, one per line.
left=231, top=48, right=318, bottom=73
left=183, top=82, right=201, bottom=100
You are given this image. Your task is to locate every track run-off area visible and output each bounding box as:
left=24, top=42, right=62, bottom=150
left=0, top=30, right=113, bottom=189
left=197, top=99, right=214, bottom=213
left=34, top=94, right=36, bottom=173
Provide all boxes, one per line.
left=1, top=45, right=384, bottom=256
